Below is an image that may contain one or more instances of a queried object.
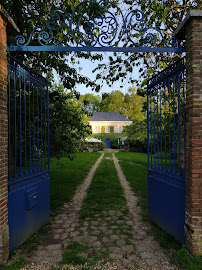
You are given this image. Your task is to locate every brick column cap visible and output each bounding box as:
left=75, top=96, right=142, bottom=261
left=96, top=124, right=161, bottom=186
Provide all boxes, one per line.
left=0, top=4, right=20, bottom=36
left=174, top=10, right=202, bottom=40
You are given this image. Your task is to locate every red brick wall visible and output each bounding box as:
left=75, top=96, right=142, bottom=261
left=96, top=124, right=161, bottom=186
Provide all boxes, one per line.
left=0, top=14, right=9, bottom=264
left=185, top=17, right=202, bottom=255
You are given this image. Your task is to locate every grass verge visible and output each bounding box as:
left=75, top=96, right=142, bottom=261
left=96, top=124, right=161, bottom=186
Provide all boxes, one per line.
left=0, top=256, right=26, bottom=270
left=115, top=151, right=202, bottom=270
left=80, top=153, right=127, bottom=219
left=50, top=152, right=101, bottom=216
left=115, top=152, right=148, bottom=221
left=60, top=241, right=110, bottom=268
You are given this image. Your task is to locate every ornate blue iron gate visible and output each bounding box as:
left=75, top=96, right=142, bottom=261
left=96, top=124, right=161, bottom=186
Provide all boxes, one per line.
left=7, top=55, right=50, bottom=252
left=147, top=59, right=186, bottom=242
left=5, top=0, right=188, bottom=252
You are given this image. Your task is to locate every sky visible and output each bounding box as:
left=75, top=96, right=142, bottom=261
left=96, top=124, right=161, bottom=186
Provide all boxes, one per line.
left=53, top=52, right=141, bottom=97
left=77, top=54, right=140, bottom=96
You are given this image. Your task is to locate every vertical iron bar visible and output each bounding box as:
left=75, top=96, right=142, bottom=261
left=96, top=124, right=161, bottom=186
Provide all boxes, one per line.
left=147, top=84, right=150, bottom=172
left=8, top=66, right=11, bottom=180
left=173, top=77, right=176, bottom=174
left=41, top=87, right=43, bottom=170
left=44, top=86, right=47, bottom=170
left=164, top=86, right=167, bottom=172
left=47, top=81, right=50, bottom=172
left=183, top=67, right=186, bottom=178
left=178, top=74, right=181, bottom=175
left=24, top=75, right=27, bottom=176
left=157, top=85, right=159, bottom=168
left=14, top=71, right=17, bottom=178
left=153, top=90, right=156, bottom=168
left=168, top=79, right=171, bottom=172
left=19, top=74, right=22, bottom=176
left=33, top=85, right=35, bottom=172
left=160, top=82, right=163, bottom=169
left=29, top=82, right=31, bottom=173
left=37, top=87, right=39, bottom=170
left=150, top=91, right=152, bottom=168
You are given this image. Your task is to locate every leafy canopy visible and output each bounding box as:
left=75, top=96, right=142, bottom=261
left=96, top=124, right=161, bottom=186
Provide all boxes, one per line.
left=5, top=0, right=102, bottom=92
left=98, top=88, right=147, bottom=122
left=5, top=0, right=201, bottom=95
left=93, top=0, right=202, bottom=94
left=49, top=85, right=92, bottom=159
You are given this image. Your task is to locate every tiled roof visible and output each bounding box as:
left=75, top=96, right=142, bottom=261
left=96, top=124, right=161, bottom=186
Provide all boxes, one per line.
left=88, top=112, right=132, bottom=122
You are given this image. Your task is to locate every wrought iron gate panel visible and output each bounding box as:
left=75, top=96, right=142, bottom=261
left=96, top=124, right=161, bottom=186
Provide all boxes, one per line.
left=147, top=59, right=186, bottom=242
left=7, top=55, right=50, bottom=252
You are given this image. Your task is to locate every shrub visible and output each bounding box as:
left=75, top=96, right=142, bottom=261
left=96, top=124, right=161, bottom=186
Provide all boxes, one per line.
left=91, top=133, right=124, bottom=149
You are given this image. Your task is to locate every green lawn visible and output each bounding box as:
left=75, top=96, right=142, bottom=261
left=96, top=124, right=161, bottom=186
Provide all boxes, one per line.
left=116, top=152, right=147, bottom=166
left=80, top=153, right=127, bottom=219
left=115, top=152, right=148, bottom=220
left=50, top=152, right=101, bottom=216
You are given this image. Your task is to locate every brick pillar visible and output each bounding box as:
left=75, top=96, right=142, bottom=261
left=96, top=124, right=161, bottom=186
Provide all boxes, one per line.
left=0, top=5, right=19, bottom=263
left=175, top=10, right=202, bottom=255
left=0, top=12, right=9, bottom=264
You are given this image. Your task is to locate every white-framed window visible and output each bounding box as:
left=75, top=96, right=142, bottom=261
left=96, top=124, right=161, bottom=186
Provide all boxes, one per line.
left=105, top=126, right=110, bottom=133
left=116, top=126, right=123, bottom=133
left=94, top=126, right=101, bottom=133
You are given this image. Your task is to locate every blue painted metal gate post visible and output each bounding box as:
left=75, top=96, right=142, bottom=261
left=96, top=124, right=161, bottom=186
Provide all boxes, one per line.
left=147, top=59, right=186, bottom=242
left=7, top=56, right=50, bottom=253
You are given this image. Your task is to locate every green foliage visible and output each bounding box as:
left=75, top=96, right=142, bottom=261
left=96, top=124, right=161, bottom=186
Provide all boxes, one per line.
left=175, top=245, right=202, bottom=270
left=93, top=0, right=202, bottom=93
left=0, top=256, right=26, bottom=270
left=82, top=141, right=105, bottom=151
left=101, top=126, right=105, bottom=133
left=110, top=126, right=114, bottom=133
left=5, top=0, right=102, bottom=91
left=60, top=241, right=110, bottom=267
left=98, top=88, right=146, bottom=121
left=92, top=133, right=123, bottom=149
left=20, top=232, right=40, bottom=254
left=49, top=85, right=92, bottom=159
left=78, top=93, right=101, bottom=114
left=60, top=242, right=89, bottom=265
left=123, top=119, right=147, bottom=152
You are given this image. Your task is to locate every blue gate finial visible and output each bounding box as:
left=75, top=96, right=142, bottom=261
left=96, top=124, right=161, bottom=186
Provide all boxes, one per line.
left=7, top=0, right=185, bottom=53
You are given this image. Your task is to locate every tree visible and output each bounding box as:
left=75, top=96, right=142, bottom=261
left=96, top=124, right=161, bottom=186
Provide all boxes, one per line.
left=49, top=85, right=92, bottom=159
left=99, top=90, right=124, bottom=113
left=98, top=88, right=146, bottom=122
left=79, top=93, right=101, bottom=115
left=4, top=0, right=102, bottom=92
left=123, top=119, right=147, bottom=152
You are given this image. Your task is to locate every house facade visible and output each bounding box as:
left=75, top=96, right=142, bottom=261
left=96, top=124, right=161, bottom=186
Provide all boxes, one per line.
left=88, top=112, right=132, bottom=133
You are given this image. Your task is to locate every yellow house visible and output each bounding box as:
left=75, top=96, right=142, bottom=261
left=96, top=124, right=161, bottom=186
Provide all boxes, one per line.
left=88, top=112, right=132, bottom=133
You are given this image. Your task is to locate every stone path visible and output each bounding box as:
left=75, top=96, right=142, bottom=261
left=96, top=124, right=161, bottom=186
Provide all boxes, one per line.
left=29, top=153, right=104, bottom=265
left=21, top=153, right=178, bottom=270
left=112, top=154, right=178, bottom=270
